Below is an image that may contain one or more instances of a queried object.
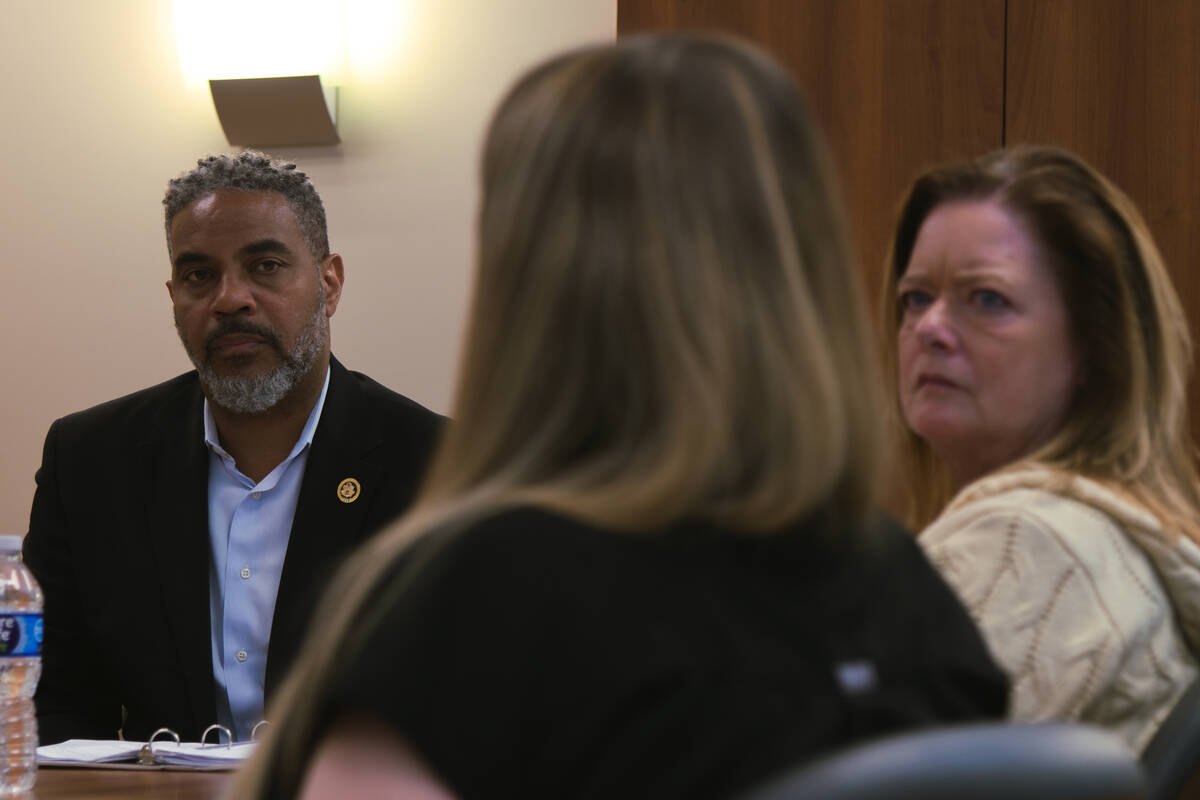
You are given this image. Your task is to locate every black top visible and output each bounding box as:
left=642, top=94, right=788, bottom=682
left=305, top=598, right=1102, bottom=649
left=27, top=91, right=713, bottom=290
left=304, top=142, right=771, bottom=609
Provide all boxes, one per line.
left=295, top=506, right=1007, bottom=799
left=24, top=357, right=443, bottom=743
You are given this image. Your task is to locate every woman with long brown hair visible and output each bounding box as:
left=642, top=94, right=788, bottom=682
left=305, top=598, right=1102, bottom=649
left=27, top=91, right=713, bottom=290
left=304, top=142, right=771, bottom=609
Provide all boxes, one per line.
left=883, top=145, right=1200, bottom=751
left=235, top=33, right=1006, bottom=798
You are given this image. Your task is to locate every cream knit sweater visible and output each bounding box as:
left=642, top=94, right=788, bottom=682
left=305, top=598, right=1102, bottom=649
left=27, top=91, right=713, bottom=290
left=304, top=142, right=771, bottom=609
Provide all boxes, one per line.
left=920, top=465, right=1200, bottom=752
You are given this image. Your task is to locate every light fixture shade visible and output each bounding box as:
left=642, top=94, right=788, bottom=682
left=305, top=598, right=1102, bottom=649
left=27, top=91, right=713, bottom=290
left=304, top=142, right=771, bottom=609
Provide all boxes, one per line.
left=209, top=75, right=339, bottom=147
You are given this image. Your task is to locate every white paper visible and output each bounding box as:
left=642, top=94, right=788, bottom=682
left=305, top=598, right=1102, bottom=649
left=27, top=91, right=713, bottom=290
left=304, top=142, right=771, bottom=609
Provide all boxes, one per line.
left=37, top=739, right=143, bottom=764
left=151, top=741, right=256, bottom=766
left=37, top=738, right=256, bottom=768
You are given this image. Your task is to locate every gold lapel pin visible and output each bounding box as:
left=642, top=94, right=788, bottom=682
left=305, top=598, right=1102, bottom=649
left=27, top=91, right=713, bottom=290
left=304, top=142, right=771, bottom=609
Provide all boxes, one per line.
left=336, top=478, right=361, bottom=504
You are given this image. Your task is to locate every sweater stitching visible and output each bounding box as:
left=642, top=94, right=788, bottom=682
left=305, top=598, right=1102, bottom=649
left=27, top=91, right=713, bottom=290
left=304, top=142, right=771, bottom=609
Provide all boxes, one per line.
left=927, top=481, right=1198, bottom=750
left=973, top=519, right=1018, bottom=615
left=1087, top=510, right=1174, bottom=683
left=1019, top=565, right=1075, bottom=680
left=1093, top=509, right=1159, bottom=605
left=1013, top=503, right=1130, bottom=653
left=1019, top=566, right=1107, bottom=717
left=1143, top=637, right=1173, bottom=685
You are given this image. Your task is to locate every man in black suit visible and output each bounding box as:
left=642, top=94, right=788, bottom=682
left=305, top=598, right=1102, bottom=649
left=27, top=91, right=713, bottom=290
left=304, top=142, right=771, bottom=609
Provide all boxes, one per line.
left=23, top=152, right=442, bottom=745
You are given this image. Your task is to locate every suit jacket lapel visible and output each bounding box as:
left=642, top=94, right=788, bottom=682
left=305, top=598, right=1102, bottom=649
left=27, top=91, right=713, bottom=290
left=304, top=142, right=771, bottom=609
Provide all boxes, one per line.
left=141, top=377, right=217, bottom=735
left=266, top=357, right=384, bottom=696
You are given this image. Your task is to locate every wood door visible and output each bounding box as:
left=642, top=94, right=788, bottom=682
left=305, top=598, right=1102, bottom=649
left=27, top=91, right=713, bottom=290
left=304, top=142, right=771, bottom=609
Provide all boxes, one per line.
left=617, top=0, right=1005, bottom=313
left=1006, top=0, right=1200, bottom=436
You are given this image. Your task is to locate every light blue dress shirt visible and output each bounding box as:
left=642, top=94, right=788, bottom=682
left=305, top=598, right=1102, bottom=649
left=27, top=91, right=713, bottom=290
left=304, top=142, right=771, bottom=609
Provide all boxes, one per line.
left=204, top=368, right=330, bottom=742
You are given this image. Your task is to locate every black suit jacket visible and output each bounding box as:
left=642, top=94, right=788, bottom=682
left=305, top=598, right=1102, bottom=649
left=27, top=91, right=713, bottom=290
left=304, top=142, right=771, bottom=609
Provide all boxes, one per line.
left=23, top=357, right=442, bottom=744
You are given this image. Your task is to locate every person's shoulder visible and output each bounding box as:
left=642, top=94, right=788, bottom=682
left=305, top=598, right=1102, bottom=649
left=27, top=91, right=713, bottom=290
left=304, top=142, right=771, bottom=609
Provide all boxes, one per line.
left=918, top=468, right=1169, bottom=629
left=443, top=506, right=604, bottom=562
left=857, top=513, right=924, bottom=554
left=838, top=513, right=967, bottom=597
left=791, top=512, right=926, bottom=574
left=377, top=506, right=608, bottom=633
left=50, top=371, right=200, bottom=438
left=332, top=357, right=445, bottom=428
left=403, top=506, right=616, bottom=595
left=923, top=468, right=1135, bottom=564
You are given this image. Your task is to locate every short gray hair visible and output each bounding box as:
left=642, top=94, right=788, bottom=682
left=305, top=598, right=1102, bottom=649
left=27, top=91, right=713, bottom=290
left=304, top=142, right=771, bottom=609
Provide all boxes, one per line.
left=163, top=150, right=329, bottom=261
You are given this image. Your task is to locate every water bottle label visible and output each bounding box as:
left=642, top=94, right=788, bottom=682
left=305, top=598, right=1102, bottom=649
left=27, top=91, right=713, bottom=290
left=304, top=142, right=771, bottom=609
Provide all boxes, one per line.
left=0, top=614, right=42, bottom=657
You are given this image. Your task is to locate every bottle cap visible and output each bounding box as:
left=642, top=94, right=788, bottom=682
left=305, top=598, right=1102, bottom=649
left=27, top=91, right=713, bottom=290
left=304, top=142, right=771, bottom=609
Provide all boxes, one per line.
left=0, top=535, right=22, bottom=553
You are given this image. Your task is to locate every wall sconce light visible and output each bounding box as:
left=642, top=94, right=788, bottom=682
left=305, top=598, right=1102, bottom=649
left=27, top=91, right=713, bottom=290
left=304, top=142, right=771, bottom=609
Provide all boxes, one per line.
left=174, top=0, right=347, bottom=148
left=209, top=75, right=340, bottom=147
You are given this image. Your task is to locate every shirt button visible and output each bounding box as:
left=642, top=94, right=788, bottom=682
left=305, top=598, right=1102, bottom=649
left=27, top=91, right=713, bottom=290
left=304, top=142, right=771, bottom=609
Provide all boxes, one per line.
left=240, top=567, right=251, bottom=580
left=236, top=650, right=248, bottom=663
left=251, top=492, right=262, bottom=500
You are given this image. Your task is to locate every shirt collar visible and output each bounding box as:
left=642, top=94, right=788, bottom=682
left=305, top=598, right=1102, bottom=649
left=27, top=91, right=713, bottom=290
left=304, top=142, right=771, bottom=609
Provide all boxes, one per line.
left=203, top=366, right=332, bottom=462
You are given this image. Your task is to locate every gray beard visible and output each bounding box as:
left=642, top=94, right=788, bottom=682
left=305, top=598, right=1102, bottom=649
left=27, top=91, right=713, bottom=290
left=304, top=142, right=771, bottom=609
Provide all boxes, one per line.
left=177, top=293, right=328, bottom=415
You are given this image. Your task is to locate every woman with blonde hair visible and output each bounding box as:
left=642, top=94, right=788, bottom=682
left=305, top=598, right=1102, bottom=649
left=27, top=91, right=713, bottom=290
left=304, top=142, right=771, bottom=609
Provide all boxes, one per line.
left=883, top=145, right=1200, bottom=751
left=236, top=33, right=1006, bottom=798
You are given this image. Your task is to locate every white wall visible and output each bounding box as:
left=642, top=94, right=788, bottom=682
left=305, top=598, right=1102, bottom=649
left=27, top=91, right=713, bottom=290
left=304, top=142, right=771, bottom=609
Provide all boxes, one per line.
left=0, top=0, right=617, bottom=532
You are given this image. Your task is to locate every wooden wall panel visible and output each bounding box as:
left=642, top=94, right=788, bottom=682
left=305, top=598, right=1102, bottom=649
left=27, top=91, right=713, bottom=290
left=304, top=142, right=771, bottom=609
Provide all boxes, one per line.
left=1007, top=0, right=1200, bottom=435
left=617, top=0, right=1005, bottom=311
left=619, top=0, right=1200, bottom=461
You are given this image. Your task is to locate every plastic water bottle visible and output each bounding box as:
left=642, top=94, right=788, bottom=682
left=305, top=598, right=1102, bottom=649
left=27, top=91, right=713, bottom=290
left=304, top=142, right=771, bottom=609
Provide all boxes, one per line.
left=0, top=536, right=41, bottom=795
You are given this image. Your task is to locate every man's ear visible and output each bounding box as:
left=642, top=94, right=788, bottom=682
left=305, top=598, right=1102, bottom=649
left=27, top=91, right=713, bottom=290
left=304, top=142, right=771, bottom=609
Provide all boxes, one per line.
left=322, top=254, right=345, bottom=317
left=166, top=278, right=175, bottom=302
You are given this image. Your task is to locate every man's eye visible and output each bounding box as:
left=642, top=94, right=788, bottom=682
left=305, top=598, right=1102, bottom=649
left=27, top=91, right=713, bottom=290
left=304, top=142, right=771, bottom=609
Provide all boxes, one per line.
left=255, top=260, right=284, bottom=273
left=183, top=269, right=212, bottom=283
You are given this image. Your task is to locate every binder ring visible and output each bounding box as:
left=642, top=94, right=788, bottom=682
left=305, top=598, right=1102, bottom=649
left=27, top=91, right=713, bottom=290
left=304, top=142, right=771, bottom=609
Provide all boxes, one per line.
left=201, top=723, right=233, bottom=749
left=139, top=727, right=180, bottom=764
left=251, top=720, right=271, bottom=741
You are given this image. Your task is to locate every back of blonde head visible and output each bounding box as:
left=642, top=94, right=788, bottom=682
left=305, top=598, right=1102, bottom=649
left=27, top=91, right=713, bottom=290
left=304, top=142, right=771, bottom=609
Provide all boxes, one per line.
left=236, top=33, right=884, bottom=796
left=881, top=146, right=1200, bottom=540
left=427, top=33, right=883, bottom=531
